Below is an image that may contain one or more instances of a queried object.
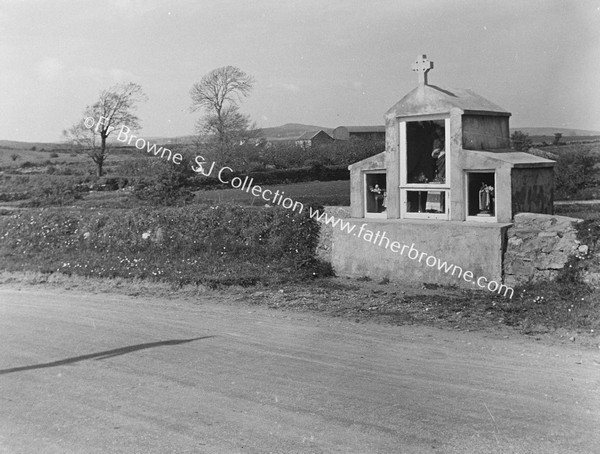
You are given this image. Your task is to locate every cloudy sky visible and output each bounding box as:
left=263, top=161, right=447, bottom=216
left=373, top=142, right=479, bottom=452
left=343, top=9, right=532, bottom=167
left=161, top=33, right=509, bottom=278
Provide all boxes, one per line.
left=1, top=0, right=599, bottom=142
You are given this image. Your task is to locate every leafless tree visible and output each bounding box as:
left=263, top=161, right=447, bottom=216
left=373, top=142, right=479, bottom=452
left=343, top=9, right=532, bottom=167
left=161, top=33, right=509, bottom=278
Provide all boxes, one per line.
left=190, top=66, right=256, bottom=157
left=64, top=82, right=147, bottom=176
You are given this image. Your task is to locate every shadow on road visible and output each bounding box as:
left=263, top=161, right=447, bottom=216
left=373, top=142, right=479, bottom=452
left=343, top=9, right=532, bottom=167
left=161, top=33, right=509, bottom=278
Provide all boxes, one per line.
left=0, top=336, right=214, bottom=375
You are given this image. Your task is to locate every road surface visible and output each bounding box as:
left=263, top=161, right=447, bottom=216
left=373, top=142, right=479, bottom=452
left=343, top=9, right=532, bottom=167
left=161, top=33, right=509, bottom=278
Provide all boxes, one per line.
left=1, top=287, right=599, bottom=453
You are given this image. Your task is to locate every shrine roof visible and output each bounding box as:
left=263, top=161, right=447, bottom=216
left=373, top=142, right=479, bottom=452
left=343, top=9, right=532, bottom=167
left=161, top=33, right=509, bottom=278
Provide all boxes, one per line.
left=386, top=84, right=510, bottom=118
left=462, top=149, right=555, bottom=168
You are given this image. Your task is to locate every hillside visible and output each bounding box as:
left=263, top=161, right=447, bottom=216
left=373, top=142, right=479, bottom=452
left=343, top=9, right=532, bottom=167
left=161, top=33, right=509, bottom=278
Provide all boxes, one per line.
left=4, top=125, right=600, bottom=150
left=0, top=140, right=63, bottom=151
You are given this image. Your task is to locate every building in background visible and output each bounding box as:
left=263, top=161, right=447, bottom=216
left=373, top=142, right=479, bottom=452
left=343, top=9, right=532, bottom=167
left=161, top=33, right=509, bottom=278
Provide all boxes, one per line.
left=295, top=130, right=334, bottom=148
left=333, top=126, right=385, bottom=141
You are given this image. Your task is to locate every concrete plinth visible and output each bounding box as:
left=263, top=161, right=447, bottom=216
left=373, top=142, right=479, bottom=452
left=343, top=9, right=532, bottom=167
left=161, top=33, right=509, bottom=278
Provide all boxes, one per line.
left=332, top=219, right=511, bottom=289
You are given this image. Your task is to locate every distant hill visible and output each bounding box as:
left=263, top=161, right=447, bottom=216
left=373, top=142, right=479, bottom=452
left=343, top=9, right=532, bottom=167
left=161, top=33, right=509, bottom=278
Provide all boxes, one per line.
left=510, top=127, right=600, bottom=136
left=0, top=140, right=64, bottom=151
left=4, top=125, right=599, bottom=150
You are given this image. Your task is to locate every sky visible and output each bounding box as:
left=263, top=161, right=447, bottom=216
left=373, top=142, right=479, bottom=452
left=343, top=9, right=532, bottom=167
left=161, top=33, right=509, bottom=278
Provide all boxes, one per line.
left=1, top=0, right=599, bottom=142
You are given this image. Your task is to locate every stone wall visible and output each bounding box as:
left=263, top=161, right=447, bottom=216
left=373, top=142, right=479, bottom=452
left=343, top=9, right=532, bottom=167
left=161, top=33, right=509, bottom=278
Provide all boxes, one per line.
left=504, top=213, right=584, bottom=287
left=316, top=206, right=351, bottom=262
left=320, top=210, right=589, bottom=290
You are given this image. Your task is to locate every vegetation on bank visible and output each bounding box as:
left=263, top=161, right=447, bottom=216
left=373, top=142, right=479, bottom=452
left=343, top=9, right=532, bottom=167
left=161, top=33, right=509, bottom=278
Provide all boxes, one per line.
left=0, top=204, right=331, bottom=288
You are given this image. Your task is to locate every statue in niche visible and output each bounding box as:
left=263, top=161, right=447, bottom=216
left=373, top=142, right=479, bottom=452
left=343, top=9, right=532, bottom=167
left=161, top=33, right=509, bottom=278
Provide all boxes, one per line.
left=431, top=125, right=445, bottom=183
left=478, top=183, right=495, bottom=216
left=370, top=184, right=387, bottom=212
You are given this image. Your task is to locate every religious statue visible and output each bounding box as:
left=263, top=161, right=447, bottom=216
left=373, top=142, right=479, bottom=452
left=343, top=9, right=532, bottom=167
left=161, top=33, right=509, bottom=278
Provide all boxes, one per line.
left=369, top=184, right=387, bottom=212
left=478, top=183, right=494, bottom=215
left=431, top=126, right=445, bottom=183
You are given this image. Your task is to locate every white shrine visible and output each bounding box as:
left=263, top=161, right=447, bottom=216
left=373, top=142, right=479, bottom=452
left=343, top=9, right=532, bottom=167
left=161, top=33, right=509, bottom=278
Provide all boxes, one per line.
left=334, top=55, right=555, bottom=288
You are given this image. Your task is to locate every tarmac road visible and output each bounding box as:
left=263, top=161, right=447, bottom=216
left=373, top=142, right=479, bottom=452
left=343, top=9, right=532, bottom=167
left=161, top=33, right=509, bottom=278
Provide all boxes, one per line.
left=1, top=287, right=599, bottom=454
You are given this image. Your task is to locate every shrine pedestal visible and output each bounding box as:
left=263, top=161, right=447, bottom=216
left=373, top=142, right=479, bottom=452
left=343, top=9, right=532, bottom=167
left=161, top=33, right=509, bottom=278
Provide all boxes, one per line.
left=331, top=219, right=511, bottom=289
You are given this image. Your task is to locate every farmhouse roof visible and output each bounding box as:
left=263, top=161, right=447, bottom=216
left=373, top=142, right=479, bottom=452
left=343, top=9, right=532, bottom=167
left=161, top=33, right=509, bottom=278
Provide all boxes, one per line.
left=296, top=130, right=329, bottom=140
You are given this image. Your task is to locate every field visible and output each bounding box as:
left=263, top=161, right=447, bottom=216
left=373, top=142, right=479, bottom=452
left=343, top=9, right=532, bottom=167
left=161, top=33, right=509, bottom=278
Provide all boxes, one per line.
left=1, top=138, right=599, bottom=205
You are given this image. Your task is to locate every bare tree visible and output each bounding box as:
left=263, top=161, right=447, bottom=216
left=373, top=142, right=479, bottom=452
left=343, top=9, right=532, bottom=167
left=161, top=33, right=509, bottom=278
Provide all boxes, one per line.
left=190, top=66, right=256, bottom=157
left=64, top=82, right=147, bottom=176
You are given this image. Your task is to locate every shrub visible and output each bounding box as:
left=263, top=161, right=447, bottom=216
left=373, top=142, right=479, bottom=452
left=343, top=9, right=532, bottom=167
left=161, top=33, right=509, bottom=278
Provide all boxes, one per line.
left=553, top=133, right=562, bottom=146
left=26, top=178, right=84, bottom=207
left=59, top=167, right=74, bottom=176
left=577, top=218, right=600, bottom=253
left=554, top=148, right=596, bottom=198
left=95, top=176, right=129, bottom=191
left=134, top=158, right=195, bottom=205
left=511, top=131, right=532, bottom=151
left=258, top=139, right=384, bottom=170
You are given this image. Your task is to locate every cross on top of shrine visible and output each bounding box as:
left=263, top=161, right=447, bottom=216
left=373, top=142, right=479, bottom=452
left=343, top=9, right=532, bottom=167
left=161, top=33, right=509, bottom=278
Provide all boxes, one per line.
left=411, top=54, right=433, bottom=86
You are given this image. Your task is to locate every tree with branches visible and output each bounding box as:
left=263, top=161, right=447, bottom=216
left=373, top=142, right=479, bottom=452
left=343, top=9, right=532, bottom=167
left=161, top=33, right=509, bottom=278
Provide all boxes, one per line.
left=190, top=66, right=257, bottom=160
left=64, top=82, right=147, bottom=176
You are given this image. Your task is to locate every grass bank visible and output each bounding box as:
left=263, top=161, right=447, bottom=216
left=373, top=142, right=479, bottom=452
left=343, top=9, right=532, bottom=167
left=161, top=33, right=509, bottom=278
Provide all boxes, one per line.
left=0, top=204, right=331, bottom=288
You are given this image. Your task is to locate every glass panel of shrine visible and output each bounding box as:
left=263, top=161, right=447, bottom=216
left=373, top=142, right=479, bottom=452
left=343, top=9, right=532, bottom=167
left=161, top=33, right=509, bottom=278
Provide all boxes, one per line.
left=400, top=117, right=450, bottom=219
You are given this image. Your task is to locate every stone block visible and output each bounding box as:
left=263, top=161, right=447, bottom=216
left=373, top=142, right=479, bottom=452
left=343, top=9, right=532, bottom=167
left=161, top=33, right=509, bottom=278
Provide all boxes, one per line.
left=507, top=236, right=523, bottom=247
left=583, top=271, right=600, bottom=287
